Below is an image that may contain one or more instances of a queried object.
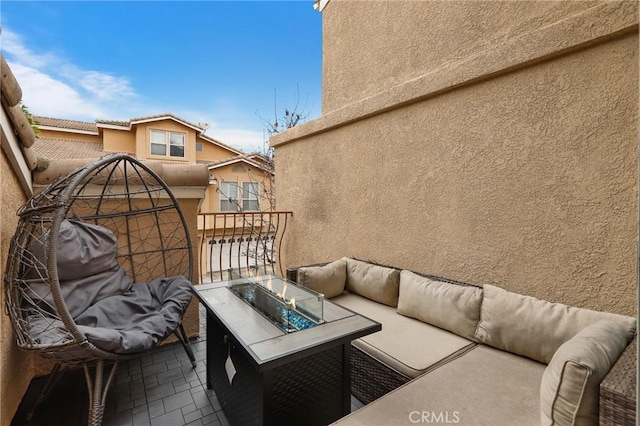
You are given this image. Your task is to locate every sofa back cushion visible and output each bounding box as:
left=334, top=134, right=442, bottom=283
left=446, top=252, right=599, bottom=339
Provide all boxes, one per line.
left=475, top=284, right=636, bottom=364
left=344, top=258, right=400, bottom=307
left=297, top=259, right=347, bottom=299
left=540, top=320, right=634, bottom=426
left=397, top=270, right=482, bottom=340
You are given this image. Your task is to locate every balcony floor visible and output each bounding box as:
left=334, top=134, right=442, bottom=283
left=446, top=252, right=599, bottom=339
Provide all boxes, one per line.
left=12, top=304, right=364, bottom=426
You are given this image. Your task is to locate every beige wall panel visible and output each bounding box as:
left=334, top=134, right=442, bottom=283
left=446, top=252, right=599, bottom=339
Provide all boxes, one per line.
left=196, top=140, right=238, bottom=163
left=1, top=154, right=31, bottom=426
left=322, top=0, right=602, bottom=113
left=206, top=164, right=273, bottom=213
left=137, top=120, right=196, bottom=162
left=174, top=198, right=202, bottom=337
left=277, top=34, right=637, bottom=316
left=102, top=128, right=136, bottom=153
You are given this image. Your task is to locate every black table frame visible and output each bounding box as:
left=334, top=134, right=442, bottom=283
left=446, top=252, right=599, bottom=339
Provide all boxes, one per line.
left=193, top=280, right=381, bottom=426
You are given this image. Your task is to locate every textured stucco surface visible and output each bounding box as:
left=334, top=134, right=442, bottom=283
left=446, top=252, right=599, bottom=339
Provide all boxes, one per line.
left=322, top=0, right=604, bottom=114
left=276, top=28, right=637, bottom=316
left=1, top=154, right=31, bottom=426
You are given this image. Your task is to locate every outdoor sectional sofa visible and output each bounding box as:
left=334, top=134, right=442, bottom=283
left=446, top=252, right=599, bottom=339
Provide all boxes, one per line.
left=286, top=257, right=637, bottom=426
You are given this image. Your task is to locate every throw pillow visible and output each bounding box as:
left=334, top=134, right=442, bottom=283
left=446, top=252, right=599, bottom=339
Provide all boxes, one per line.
left=540, top=320, right=633, bottom=425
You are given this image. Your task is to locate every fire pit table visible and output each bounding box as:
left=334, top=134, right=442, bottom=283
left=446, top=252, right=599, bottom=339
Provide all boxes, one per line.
left=192, top=274, right=381, bottom=426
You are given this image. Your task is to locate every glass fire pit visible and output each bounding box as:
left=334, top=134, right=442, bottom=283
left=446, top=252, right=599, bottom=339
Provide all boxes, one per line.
left=228, top=275, right=325, bottom=333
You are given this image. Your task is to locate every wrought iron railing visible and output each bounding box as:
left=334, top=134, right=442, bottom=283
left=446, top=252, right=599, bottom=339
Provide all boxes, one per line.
left=197, top=211, right=293, bottom=282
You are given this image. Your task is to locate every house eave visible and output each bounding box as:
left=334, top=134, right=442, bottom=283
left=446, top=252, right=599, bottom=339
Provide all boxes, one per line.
left=38, top=125, right=99, bottom=136
left=131, top=116, right=203, bottom=132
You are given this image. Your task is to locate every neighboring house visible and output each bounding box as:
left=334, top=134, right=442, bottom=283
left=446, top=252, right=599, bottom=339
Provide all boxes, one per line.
left=35, top=114, right=277, bottom=280
left=205, top=156, right=274, bottom=213
left=34, top=114, right=275, bottom=217
left=272, top=1, right=637, bottom=317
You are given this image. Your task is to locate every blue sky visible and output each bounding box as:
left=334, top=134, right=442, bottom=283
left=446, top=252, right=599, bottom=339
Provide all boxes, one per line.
left=1, top=1, right=322, bottom=153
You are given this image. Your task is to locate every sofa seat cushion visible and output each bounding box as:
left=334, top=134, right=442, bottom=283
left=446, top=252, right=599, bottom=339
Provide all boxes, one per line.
left=333, top=293, right=475, bottom=378
left=333, top=345, right=545, bottom=426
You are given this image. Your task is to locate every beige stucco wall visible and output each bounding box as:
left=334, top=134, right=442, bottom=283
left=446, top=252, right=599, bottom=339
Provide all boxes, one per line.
left=273, top=1, right=638, bottom=316
left=195, top=138, right=238, bottom=163
left=135, top=120, right=197, bottom=163
left=102, top=128, right=136, bottom=153
left=202, top=163, right=274, bottom=214
left=1, top=154, right=32, bottom=426
left=322, top=0, right=602, bottom=113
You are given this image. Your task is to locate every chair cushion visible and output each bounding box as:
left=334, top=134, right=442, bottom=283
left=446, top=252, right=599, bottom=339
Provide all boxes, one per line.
left=475, top=284, right=636, bottom=363
left=29, top=276, right=193, bottom=354
left=25, top=220, right=133, bottom=318
left=25, top=219, right=119, bottom=281
left=397, top=270, right=482, bottom=341
left=297, top=259, right=346, bottom=298
left=333, top=293, right=475, bottom=378
left=540, top=320, right=634, bottom=426
left=333, top=345, right=545, bottom=425
left=74, top=276, right=193, bottom=353
left=344, top=258, right=400, bottom=307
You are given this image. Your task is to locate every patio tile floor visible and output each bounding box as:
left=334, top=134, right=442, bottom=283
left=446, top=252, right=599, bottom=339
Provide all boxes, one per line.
left=12, top=304, right=364, bottom=426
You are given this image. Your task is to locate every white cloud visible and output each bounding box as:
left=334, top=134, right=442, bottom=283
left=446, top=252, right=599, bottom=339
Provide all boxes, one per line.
left=1, top=29, right=136, bottom=120
left=75, top=69, right=136, bottom=101
left=206, top=126, right=267, bottom=154
left=2, top=27, right=269, bottom=154
left=7, top=62, right=109, bottom=118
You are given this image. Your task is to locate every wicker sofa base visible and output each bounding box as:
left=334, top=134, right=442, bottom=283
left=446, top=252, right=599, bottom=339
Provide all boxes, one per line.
left=351, top=344, right=411, bottom=405
left=600, top=335, right=637, bottom=426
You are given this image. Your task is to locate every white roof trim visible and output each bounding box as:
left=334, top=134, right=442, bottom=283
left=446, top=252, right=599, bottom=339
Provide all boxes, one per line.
left=130, top=115, right=202, bottom=132
left=96, top=122, right=131, bottom=130
left=38, top=125, right=99, bottom=136
left=208, top=157, right=270, bottom=173
left=314, top=0, right=330, bottom=12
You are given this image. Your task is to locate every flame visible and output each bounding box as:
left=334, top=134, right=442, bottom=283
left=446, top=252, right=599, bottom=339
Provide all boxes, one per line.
left=277, top=282, right=288, bottom=300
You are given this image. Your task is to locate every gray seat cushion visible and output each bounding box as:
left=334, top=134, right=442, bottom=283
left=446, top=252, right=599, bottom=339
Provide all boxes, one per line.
left=334, top=345, right=545, bottom=426
left=30, top=276, right=193, bottom=354
left=333, top=293, right=475, bottom=378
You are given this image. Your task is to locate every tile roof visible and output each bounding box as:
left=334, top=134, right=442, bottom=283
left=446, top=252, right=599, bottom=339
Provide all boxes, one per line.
left=35, top=113, right=247, bottom=156
left=32, top=137, right=110, bottom=160
left=95, top=119, right=129, bottom=127
left=130, top=113, right=202, bottom=128
left=95, top=113, right=206, bottom=131
left=35, top=116, right=98, bottom=133
left=207, top=155, right=272, bottom=174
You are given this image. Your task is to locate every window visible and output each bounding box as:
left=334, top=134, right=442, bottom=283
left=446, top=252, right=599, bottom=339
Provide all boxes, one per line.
left=196, top=143, right=203, bottom=152
left=242, top=182, right=259, bottom=211
left=219, top=181, right=260, bottom=212
left=150, top=130, right=185, bottom=158
left=219, top=181, right=239, bottom=212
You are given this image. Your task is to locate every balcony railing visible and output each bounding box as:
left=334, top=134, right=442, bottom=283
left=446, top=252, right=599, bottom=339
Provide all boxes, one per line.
left=197, top=211, right=293, bottom=283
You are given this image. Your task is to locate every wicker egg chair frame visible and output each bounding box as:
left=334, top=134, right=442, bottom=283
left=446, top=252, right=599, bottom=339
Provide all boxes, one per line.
left=4, top=154, right=197, bottom=425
